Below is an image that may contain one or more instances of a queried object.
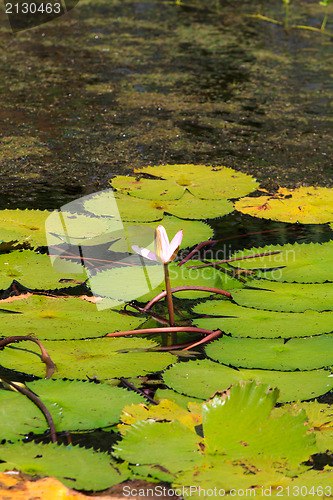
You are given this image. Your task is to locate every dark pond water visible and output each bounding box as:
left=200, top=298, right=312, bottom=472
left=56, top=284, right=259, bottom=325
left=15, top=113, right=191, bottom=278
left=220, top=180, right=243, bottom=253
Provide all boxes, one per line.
left=0, top=0, right=332, bottom=212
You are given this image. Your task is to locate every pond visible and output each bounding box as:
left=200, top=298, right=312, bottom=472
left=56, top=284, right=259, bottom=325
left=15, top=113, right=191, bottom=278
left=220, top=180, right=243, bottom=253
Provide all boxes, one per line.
left=0, top=0, right=332, bottom=497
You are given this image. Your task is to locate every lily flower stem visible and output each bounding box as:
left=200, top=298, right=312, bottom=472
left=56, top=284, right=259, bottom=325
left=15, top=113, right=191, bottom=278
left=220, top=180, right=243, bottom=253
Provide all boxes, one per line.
left=164, top=263, right=176, bottom=345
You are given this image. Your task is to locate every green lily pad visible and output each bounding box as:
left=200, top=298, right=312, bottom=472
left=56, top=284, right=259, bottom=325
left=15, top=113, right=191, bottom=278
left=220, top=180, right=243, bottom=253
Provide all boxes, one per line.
left=27, top=379, right=145, bottom=431
left=84, top=191, right=162, bottom=222
left=0, top=337, right=174, bottom=380
left=112, top=164, right=259, bottom=200
left=114, top=420, right=203, bottom=473
left=0, top=209, right=50, bottom=248
left=45, top=209, right=114, bottom=247
left=0, top=250, right=86, bottom=290
left=88, top=260, right=240, bottom=305
left=205, top=335, right=333, bottom=371
left=0, top=390, right=49, bottom=440
left=163, top=359, right=333, bottom=403
left=0, top=295, right=143, bottom=340
left=234, top=186, right=333, bottom=224
left=193, top=299, right=333, bottom=338
left=228, top=241, right=333, bottom=283
left=85, top=190, right=233, bottom=221
left=231, top=281, right=333, bottom=312
left=202, top=382, right=315, bottom=464
left=0, top=442, right=128, bottom=490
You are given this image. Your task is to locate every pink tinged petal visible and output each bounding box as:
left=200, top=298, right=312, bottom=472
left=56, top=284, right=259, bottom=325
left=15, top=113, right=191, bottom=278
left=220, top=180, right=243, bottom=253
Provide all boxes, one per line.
left=166, top=230, right=183, bottom=263
left=154, top=225, right=171, bottom=263
left=131, top=245, right=157, bottom=261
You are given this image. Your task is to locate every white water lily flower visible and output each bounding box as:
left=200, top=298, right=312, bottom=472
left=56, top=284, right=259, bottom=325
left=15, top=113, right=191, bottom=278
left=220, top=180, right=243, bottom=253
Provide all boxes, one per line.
left=132, top=225, right=183, bottom=264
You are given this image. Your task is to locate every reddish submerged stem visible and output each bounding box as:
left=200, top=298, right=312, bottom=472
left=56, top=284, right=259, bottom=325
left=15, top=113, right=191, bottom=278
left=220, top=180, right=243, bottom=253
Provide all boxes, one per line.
left=106, top=326, right=215, bottom=337
left=143, top=286, right=232, bottom=312
left=2, top=378, right=57, bottom=443
left=0, top=335, right=55, bottom=379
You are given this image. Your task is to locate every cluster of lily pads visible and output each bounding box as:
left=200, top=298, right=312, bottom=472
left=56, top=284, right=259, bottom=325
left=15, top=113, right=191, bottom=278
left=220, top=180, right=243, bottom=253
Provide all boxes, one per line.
left=0, top=164, right=332, bottom=493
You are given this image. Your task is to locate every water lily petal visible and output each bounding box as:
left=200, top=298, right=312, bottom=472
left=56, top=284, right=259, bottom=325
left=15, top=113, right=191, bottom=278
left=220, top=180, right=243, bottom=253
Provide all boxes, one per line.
left=167, top=230, right=183, bottom=263
left=131, top=245, right=157, bottom=261
left=154, top=225, right=171, bottom=263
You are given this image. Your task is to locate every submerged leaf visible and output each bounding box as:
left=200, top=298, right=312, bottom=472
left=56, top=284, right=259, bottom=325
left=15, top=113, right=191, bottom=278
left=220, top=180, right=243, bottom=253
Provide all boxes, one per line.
left=234, top=186, right=333, bottom=224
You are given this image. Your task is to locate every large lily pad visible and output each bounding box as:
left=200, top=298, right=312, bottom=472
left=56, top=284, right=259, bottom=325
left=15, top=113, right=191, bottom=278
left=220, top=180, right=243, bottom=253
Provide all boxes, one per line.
left=163, top=359, right=333, bottom=402
left=27, top=379, right=145, bottom=431
left=0, top=390, right=49, bottom=440
left=0, top=338, right=174, bottom=380
left=112, top=164, right=259, bottom=200
left=228, top=241, right=333, bottom=283
left=234, top=186, right=333, bottom=224
left=84, top=190, right=163, bottom=222
left=114, top=420, right=203, bottom=473
left=45, top=210, right=114, bottom=247
left=202, top=382, right=315, bottom=465
left=0, top=209, right=50, bottom=248
left=0, top=442, right=128, bottom=490
left=231, top=281, right=333, bottom=312
left=85, top=189, right=233, bottom=221
left=205, top=335, right=333, bottom=371
left=193, top=299, right=333, bottom=338
left=0, top=250, right=86, bottom=290
left=0, top=295, right=143, bottom=340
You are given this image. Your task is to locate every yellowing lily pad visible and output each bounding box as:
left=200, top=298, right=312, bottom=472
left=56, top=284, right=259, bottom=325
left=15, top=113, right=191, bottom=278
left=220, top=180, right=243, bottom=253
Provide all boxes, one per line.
left=234, top=186, right=333, bottom=224
left=112, top=164, right=259, bottom=200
